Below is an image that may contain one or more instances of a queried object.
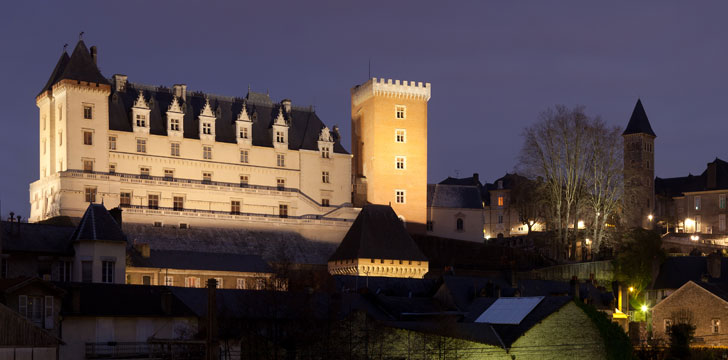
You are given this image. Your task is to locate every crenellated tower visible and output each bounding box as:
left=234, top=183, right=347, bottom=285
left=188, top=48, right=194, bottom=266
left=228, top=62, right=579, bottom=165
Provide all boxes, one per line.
left=623, top=99, right=656, bottom=229
left=351, top=78, right=431, bottom=233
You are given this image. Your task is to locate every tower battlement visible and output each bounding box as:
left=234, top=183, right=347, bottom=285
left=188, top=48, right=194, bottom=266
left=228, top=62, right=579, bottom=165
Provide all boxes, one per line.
left=351, top=77, right=431, bottom=107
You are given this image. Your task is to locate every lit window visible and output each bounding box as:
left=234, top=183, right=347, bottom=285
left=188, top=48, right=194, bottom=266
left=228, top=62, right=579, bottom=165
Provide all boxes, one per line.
left=277, top=178, right=285, bottom=190
left=109, top=164, right=115, bottom=174
left=173, top=196, right=184, bottom=211
left=276, top=131, right=285, bottom=143
left=203, top=145, right=212, bottom=160
left=108, top=136, right=116, bottom=150
left=321, top=146, right=330, bottom=159
left=240, top=175, right=249, bottom=187
left=120, top=192, right=131, bottom=206
left=713, top=319, right=721, bottom=334
left=697, top=215, right=702, bottom=232
left=165, top=276, right=174, bottom=286
left=695, top=196, right=701, bottom=210
left=185, top=277, right=200, bottom=288
left=136, top=114, right=146, bottom=127
left=498, top=196, right=504, bottom=206
left=395, top=190, right=406, bottom=204
left=236, top=278, right=245, bottom=289
left=84, top=187, right=96, bottom=203
left=322, top=199, right=330, bottom=207
left=664, top=319, right=673, bottom=332
left=239, top=127, right=248, bottom=139
left=395, top=156, right=406, bottom=170
left=148, top=194, right=159, bottom=209
left=170, top=118, right=180, bottom=131
left=231, top=200, right=241, bottom=215
left=279, top=204, right=288, bottom=218
left=322, top=171, right=330, bottom=184
left=83, top=131, right=93, bottom=145
left=140, top=167, right=150, bottom=178
left=136, top=138, right=146, bottom=153
left=101, top=261, right=114, bottom=283
left=395, top=105, right=406, bottom=119
left=83, top=106, right=93, bottom=120
left=395, top=129, right=406, bottom=143
left=202, top=172, right=212, bottom=184
left=83, top=160, right=94, bottom=173
left=240, top=150, right=249, bottom=163
left=170, top=143, right=180, bottom=157
left=212, top=278, right=223, bottom=288
left=277, top=154, right=285, bottom=167
left=164, top=169, right=174, bottom=181
left=202, top=122, right=212, bottom=135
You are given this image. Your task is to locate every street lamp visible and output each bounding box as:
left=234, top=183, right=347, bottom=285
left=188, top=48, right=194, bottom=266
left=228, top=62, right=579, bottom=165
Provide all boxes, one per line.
left=648, top=214, right=653, bottom=222
left=641, top=304, right=648, bottom=312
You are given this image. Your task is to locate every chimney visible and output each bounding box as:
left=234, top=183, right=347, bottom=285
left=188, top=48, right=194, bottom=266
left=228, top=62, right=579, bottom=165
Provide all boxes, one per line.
left=112, top=74, right=128, bottom=92
left=134, top=243, right=151, bottom=258
left=332, top=125, right=341, bottom=142
left=708, top=161, right=718, bottom=189
left=570, top=276, right=580, bottom=302
left=473, top=173, right=479, bottom=185
left=90, top=46, right=98, bottom=65
left=281, top=99, right=292, bottom=113
left=708, top=252, right=722, bottom=279
left=15, top=215, right=21, bottom=235
left=109, top=207, right=123, bottom=226
left=173, top=84, right=187, bottom=101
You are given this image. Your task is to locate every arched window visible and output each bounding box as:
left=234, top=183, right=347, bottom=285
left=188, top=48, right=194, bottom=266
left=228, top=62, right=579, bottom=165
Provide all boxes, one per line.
left=456, top=218, right=464, bottom=231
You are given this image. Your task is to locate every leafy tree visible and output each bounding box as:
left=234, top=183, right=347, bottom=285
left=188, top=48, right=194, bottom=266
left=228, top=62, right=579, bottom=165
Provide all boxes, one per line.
left=613, top=228, right=666, bottom=294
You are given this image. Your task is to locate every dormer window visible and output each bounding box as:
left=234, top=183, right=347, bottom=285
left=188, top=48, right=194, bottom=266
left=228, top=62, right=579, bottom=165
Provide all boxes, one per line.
left=203, top=123, right=212, bottom=135
left=132, top=92, right=151, bottom=134
left=276, top=131, right=285, bottom=143
left=240, top=127, right=248, bottom=139
left=198, top=98, right=216, bottom=141
left=321, top=146, right=330, bottom=159
left=167, top=96, right=184, bottom=137
left=136, top=114, right=146, bottom=127
left=170, top=118, right=180, bottom=131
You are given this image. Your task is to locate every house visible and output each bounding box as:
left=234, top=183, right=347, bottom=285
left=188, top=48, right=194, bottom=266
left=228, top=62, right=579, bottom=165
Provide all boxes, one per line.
left=0, top=277, right=65, bottom=338
left=483, top=173, right=545, bottom=239
left=651, top=280, right=728, bottom=346
left=427, top=173, right=485, bottom=242
left=647, top=254, right=727, bottom=307
left=0, top=300, right=60, bottom=360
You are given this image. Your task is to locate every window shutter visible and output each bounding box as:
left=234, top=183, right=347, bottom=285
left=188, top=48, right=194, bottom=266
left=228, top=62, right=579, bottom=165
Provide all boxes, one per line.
left=44, top=296, right=54, bottom=329
left=18, top=295, right=27, bottom=317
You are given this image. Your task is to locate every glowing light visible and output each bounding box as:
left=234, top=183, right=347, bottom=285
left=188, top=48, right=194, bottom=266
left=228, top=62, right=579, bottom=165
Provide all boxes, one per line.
left=641, top=304, right=648, bottom=312
left=628, top=286, right=634, bottom=293
left=685, top=218, right=695, bottom=228
left=577, top=220, right=585, bottom=229
left=691, top=235, right=700, bottom=241
left=585, top=238, right=591, bottom=245
left=648, top=214, right=654, bottom=221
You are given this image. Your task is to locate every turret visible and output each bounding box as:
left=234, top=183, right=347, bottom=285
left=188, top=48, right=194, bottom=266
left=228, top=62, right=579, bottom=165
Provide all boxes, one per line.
left=623, top=99, right=656, bottom=229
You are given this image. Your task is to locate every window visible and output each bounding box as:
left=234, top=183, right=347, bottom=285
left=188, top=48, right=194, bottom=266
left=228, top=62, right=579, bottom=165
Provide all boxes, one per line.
left=277, top=154, right=285, bottom=167
left=136, top=138, right=147, bottom=153
left=179, top=223, right=189, bottom=229
left=721, top=214, right=726, bottom=232
left=395, top=105, right=406, bottom=119
left=202, top=122, right=212, bottom=135
left=108, top=136, right=116, bottom=150
left=395, top=190, right=406, bottom=204
left=140, top=167, right=150, bottom=178
left=83, top=105, right=93, bottom=119
left=153, top=221, right=162, bottom=227
left=83, top=131, right=93, bottom=145
left=721, top=194, right=727, bottom=209
left=395, top=156, right=406, bottom=170
left=498, top=215, right=504, bottom=224
left=173, top=196, right=184, bottom=211
left=84, top=187, right=96, bottom=203
left=697, top=215, right=702, bottom=233
left=239, top=127, right=248, bottom=139
left=202, top=172, right=212, bottom=184
left=231, top=200, right=241, bottom=215
left=44, top=295, right=53, bottom=329
left=321, top=146, right=330, bottom=159
left=276, top=131, right=285, bottom=143
left=322, top=199, right=330, bottom=207
left=240, top=175, right=249, bottom=187
left=170, top=118, right=180, bottom=131
left=322, top=171, right=330, bottom=184
left=498, top=196, right=504, bottom=206
left=165, top=276, right=174, bottom=286
left=164, top=169, right=174, bottom=181
left=171, top=143, right=180, bottom=157
left=185, top=277, right=201, bottom=288
left=277, top=178, right=285, bottom=190
left=83, top=159, right=94, bottom=173
left=203, top=145, right=212, bottom=160
left=279, top=204, right=288, bottom=218
left=456, top=218, right=464, bottom=231
left=120, top=192, right=131, bottom=206
left=256, top=278, right=266, bottom=290
left=109, top=164, right=116, bottom=174
left=142, top=275, right=151, bottom=285
left=713, top=319, right=721, bottom=334
left=395, top=129, right=406, bottom=143
left=81, top=261, right=92, bottom=283
left=236, top=278, right=246, bottom=289
left=148, top=194, right=159, bottom=209
left=58, top=131, right=62, bottom=146
left=19, top=295, right=43, bottom=326
left=240, top=150, right=249, bottom=163
left=42, top=139, right=46, bottom=155
left=136, top=114, right=147, bottom=127
left=664, top=319, right=673, bottom=332
left=695, top=196, right=702, bottom=210
left=426, top=221, right=434, bottom=231
left=58, top=261, right=72, bottom=282
left=43, top=116, right=46, bottom=130
left=213, top=278, right=223, bottom=288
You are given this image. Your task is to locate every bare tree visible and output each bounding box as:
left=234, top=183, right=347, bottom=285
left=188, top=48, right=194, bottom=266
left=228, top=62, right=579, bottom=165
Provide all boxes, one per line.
left=511, top=176, right=547, bottom=234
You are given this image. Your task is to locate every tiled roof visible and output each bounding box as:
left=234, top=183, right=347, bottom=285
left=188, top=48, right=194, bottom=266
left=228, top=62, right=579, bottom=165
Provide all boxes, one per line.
left=623, top=99, right=656, bottom=137
left=427, top=184, right=483, bottom=209
left=1, top=221, right=75, bottom=255
left=129, top=249, right=273, bottom=274
left=69, top=203, right=126, bottom=242
left=328, top=205, right=428, bottom=262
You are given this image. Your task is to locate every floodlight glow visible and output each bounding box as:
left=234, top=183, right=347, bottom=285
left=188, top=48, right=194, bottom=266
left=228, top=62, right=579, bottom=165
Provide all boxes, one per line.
left=641, top=304, right=648, bottom=312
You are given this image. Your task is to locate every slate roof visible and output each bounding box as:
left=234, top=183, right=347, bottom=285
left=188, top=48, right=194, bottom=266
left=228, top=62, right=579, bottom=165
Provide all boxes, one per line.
left=437, top=275, right=517, bottom=311
left=59, top=283, right=196, bottom=317
left=69, top=203, right=126, bottom=242
left=656, top=158, right=728, bottom=197
left=37, top=52, right=69, bottom=96
left=692, top=281, right=728, bottom=303
left=129, top=249, right=273, bottom=274
left=333, top=275, right=439, bottom=297
left=328, top=205, right=427, bottom=262
left=650, top=256, right=728, bottom=290
left=427, top=184, right=483, bottom=209
left=439, top=174, right=482, bottom=187
left=1, top=221, right=75, bottom=255
left=623, top=99, right=656, bottom=137
left=38, top=40, right=109, bottom=96
left=483, top=173, right=528, bottom=192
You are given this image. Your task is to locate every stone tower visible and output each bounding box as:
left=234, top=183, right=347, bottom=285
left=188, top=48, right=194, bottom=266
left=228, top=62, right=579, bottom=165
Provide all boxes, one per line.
left=623, top=99, right=656, bottom=229
left=350, top=78, right=431, bottom=233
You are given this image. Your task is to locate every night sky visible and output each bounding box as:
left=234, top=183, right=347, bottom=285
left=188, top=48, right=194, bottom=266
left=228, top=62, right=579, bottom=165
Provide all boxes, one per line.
left=2, top=1, right=727, bottom=218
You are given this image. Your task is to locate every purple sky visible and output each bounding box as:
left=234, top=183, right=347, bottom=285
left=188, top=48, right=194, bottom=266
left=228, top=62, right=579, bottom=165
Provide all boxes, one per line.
left=2, top=1, right=728, bottom=218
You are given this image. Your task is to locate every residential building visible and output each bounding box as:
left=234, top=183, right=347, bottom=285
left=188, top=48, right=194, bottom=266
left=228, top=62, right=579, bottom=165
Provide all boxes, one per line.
left=427, top=174, right=485, bottom=242
left=351, top=78, right=431, bottom=233
left=29, top=40, right=355, bottom=242
left=647, top=254, right=727, bottom=307
left=328, top=205, right=429, bottom=278
left=623, top=99, right=656, bottom=229
left=0, top=277, right=65, bottom=338
left=483, top=173, right=544, bottom=239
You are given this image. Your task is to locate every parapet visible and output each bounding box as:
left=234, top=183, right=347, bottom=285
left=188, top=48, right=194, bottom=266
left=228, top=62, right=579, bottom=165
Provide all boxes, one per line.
left=351, top=78, right=431, bottom=107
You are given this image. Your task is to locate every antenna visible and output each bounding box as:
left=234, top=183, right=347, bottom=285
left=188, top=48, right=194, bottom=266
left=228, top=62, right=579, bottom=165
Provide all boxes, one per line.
left=79, top=31, right=85, bottom=41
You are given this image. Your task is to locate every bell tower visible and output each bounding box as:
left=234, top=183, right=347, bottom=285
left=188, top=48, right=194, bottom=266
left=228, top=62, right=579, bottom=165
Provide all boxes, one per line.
left=351, top=78, right=431, bottom=233
left=623, top=99, right=656, bottom=229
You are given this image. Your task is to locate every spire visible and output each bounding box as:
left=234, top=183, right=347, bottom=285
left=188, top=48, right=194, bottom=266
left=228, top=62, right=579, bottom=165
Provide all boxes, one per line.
left=200, top=98, right=214, bottom=117
left=237, top=102, right=250, bottom=122
left=273, top=107, right=287, bottom=126
left=133, top=91, right=148, bottom=109
left=58, top=40, right=110, bottom=86
left=623, top=99, right=656, bottom=137
left=168, top=96, right=183, bottom=113
left=37, top=51, right=70, bottom=96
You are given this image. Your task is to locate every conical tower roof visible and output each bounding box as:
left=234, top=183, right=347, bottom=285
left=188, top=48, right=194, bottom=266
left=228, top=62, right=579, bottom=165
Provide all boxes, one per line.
left=623, top=99, right=656, bottom=137
left=38, top=40, right=109, bottom=97
left=37, top=52, right=70, bottom=96
left=69, top=203, right=126, bottom=242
